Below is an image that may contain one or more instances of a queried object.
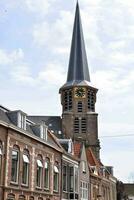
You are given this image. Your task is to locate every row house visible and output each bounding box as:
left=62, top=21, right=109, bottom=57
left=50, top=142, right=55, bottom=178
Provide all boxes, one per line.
left=0, top=105, right=62, bottom=200
left=86, top=148, right=117, bottom=200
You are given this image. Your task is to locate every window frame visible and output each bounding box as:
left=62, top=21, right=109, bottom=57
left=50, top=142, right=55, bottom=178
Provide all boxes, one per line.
left=63, top=165, right=67, bottom=192
left=11, top=148, right=19, bottom=184
left=22, top=153, right=30, bottom=186
left=53, top=163, right=59, bottom=192
left=44, top=158, right=50, bottom=190
left=80, top=181, right=88, bottom=200
left=36, top=159, right=43, bottom=188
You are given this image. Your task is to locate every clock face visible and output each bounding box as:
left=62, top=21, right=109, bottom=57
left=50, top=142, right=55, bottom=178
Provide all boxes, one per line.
left=74, top=87, right=86, bottom=98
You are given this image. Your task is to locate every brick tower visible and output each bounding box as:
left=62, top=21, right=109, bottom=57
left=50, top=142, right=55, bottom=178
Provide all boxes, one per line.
left=59, top=2, right=100, bottom=159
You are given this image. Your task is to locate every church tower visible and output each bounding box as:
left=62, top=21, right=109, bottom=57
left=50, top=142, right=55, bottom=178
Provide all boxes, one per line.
left=59, top=2, right=100, bottom=159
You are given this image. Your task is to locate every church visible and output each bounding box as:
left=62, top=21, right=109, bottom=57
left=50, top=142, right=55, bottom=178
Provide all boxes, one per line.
left=0, top=2, right=117, bottom=200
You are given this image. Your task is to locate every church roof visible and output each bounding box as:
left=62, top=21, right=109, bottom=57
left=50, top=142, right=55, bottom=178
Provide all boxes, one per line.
left=61, top=2, right=90, bottom=89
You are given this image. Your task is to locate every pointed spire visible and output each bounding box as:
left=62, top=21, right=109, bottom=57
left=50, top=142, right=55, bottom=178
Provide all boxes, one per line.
left=67, top=2, right=90, bottom=85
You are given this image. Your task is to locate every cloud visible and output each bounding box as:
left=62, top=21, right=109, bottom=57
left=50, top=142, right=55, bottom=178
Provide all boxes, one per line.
left=0, top=49, right=24, bottom=65
left=38, top=62, right=66, bottom=86
left=33, top=10, right=73, bottom=54
left=10, top=63, right=35, bottom=85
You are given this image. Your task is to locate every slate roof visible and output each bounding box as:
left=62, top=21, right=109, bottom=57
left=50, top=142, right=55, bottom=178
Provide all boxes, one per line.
left=0, top=106, right=62, bottom=151
left=0, top=109, right=10, bottom=124
left=60, top=2, right=90, bottom=89
left=27, top=116, right=63, bottom=138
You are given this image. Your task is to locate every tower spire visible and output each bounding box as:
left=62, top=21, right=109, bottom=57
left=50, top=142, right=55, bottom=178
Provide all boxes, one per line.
left=67, top=2, right=90, bottom=85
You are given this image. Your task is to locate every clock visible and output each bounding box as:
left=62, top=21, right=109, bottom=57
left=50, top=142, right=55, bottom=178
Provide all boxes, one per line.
left=74, top=87, right=86, bottom=98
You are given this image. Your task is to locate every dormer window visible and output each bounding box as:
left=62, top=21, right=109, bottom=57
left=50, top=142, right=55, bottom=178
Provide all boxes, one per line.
left=40, top=125, right=48, bottom=141
left=18, top=112, right=26, bottom=130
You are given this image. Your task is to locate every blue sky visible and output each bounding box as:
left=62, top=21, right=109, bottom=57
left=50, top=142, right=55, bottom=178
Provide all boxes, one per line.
left=0, top=0, right=134, bottom=182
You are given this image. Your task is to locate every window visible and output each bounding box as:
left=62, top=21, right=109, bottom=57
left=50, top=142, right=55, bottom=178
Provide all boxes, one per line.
left=22, top=152, right=29, bottom=185
left=53, top=163, right=59, bottom=192
left=29, top=197, right=34, bottom=200
left=63, top=165, right=67, bottom=191
left=44, top=158, right=50, bottom=189
left=80, top=181, right=88, bottom=200
left=81, top=118, right=86, bottom=133
left=64, top=90, right=72, bottom=111
left=78, top=102, right=83, bottom=112
left=69, top=166, right=74, bottom=192
left=18, top=112, right=26, bottom=130
left=74, top=118, right=87, bottom=134
left=36, top=159, right=43, bottom=187
left=74, top=167, right=78, bottom=193
left=7, top=193, right=15, bottom=200
left=88, top=90, right=95, bottom=111
left=40, top=125, right=48, bottom=141
left=11, top=149, right=19, bottom=183
left=18, top=195, right=25, bottom=200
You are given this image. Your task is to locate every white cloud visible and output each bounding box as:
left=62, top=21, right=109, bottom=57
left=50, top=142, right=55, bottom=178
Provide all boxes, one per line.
left=38, top=63, right=65, bottom=86
left=0, top=49, right=24, bottom=65
left=10, top=63, right=35, bottom=85
left=33, top=10, right=73, bottom=54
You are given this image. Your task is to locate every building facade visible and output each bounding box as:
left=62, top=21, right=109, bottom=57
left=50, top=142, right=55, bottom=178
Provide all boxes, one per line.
left=0, top=106, right=62, bottom=200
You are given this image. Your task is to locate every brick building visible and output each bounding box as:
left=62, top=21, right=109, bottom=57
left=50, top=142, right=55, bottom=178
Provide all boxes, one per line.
left=0, top=106, right=62, bottom=200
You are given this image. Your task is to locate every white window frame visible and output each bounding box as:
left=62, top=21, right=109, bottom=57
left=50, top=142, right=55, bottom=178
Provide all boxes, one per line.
left=18, top=112, right=26, bottom=130
left=22, top=154, right=29, bottom=185
left=53, top=165, right=59, bottom=192
left=63, top=165, right=67, bottom=192
left=44, top=159, right=50, bottom=190
left=80, top=181, right=88, bottom=200
left=36, top=159, right=43, bottom=188
left=11, top=150, right=19, bottom=184
left=40, top=125, right=48, bottom=141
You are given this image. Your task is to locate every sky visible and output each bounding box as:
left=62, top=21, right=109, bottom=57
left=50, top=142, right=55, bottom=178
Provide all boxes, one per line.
left=0, top=0, right=134, bottom=183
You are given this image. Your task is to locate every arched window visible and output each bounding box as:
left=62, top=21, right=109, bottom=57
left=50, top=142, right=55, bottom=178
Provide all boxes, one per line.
left=29, top=197, right=34, bottom=200
left=64, top=90, right=72, bottom=111
left=11, top=145, right=19, bottom=183
left=0, top=141, right=2, bottom=179
left=88, top=90, right=95, bottom=111
left=36, top=155, right=43, bottom=188
left=53, top=162, right=59, bottom=192
left=18, top=195, right=26, bottom=200
left=44, top=158, right=50, bottom=190
left=7, top=193, right=15, bottom=200
left=38, top=198, right=43, bottom=200
left=22, top=149, right=30, bottom=185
